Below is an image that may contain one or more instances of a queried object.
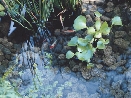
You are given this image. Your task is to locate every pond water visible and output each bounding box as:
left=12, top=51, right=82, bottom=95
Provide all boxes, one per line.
left=8, top=39, right=131, bottom=98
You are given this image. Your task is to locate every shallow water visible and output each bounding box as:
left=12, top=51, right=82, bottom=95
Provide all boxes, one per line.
left=8, top=41, right=131, bottom=98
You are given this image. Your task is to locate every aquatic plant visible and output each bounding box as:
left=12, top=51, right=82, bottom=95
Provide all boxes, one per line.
left=1, top=0, right=81, bottom=31
left=0, top=3, right=5, bottom=16
left=66, top=11, right=122, bottom=68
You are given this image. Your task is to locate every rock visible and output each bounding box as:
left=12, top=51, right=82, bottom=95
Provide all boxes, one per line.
left=128, top=31, right=131, bottom=36
left=81, top=66, right=91, bottom=79
left=58, top=59, right=67, bottom=65
left=2, top=37, right=8, bottom=44
left=86, top=15, right=94, bottom=27
left=114, top=31, right=127, bottom=38
left=97, top=7, right=105, bottom=14
left=5, top=54, right=11, bottom=60
left=0, top=55, right=5, bottom=62
left=58, top=54, right=65, bottom=59
left=4, top=42, right=13, bottom=49
left=103, top=56, right=116, bottom=66
left=124, top=92, right=131, bottom=98
left=0, top=50, right=4, bottom=55
left=0, top=38, right=3, bottom=43
left=109, top=60, right=126, bottom=70
left=127, top=8, right=131, bottom=22
left=104, top=46, right=112, bottom=56
left=100, top=16, right=111, bottom=21
left=2, top=47, right=11, bottom=55
left=96, top=64, right=103, bottom=69
left=105, top=7, right=113, bottom=12
left=114, top=38, right=130, bottom=49
left=107, top=2, right=114, bottom=7
left=72, top=65, right=81, bottom=72
left=10, top=48, right=17, bottom=53
left=1, top=59, right=9, bottom=66
left=95, top=0, right=105, bottom=6
left=13, top=44, right=21, bottom=50
left=54, top=29, right=61, bottom=36
left=89, top=5, right=97, bottom=12
left=113, top=7, right=121, bottom=16
left=54, top=43, right=63, bottom=53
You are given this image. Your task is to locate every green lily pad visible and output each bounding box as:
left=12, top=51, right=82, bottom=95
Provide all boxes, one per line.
left=66, top=51, right=74, bottom=59
left=75, top=52, right=85, bottom=61
left=0, top=11, right=5, bottom=16
left=78, top=38, right=88, bottom=46
left=68, top=36, right=78, bottom=46
left=102, top=27, right=111, bottom=35
left=88, top=27, right=95, bottom=35
left=0, top=4, right=5, bottom=11
left=85, top=35, right=93, bottom=42
left=73, top=15, right=87, bottom=30
left=94, top=11, right=102, bottom=18
left=87, top=63, right=94, bottom=69
left=77, top=45, right=88, bottom=52
left=112, top=16, right=122, bottom=26
left=97, top=41, right=105, bottom=49
left=97, top=38, right=109, bottom=49
left=95, top=20, right=101, bottom=31
left=94, top=32, right=102, bottom=38
left=84, top=49, right=94, bottom=62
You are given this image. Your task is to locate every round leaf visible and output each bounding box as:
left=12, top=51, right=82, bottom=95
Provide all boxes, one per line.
left=94, top=11, right=102, bottom=18
left=97, top=41, right=105, bottom=49
left=73, top=15, right=87, bottom=31
left=77, top=45, right=88, bottom=52
left=0, top=11, right=5, bottom=16
left=94, top=32, right=102, bottom=38
left=87, top=63, right=94, bottom=69
left=84, top=49, right=93, bottom=62
left=68, top=36, right=78, bottom=46
left=75, top=52, right=85, bottom=61
left=66, top=51, right=74, bottom=59
left=85, top=35, right=93, bottom=42
left=112, top=16, right=122, bottom=26
left=102, top=27, right=111, bottom=35
left=78, top=38, right=88, bottom=46
left=0, top=4, right=5, bottom=11
left=95, top=20, right=101, bottom=31
left=88, top=27, right=95, bottom=35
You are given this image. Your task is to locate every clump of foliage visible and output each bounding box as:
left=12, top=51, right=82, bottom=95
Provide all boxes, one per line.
left=66, top=11, right=122, bottom=68
left=1, top=0, right=54, bottom=30
left=0, top=78, right=21, bottom=98
left=0, top=0, right=81, bottom=31
left=0, top=3, right=5, bottom=16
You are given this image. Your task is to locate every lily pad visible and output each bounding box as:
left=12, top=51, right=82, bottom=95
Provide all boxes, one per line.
left=85, top=35, right=93, bottom=42
left=112, top=16, right=122, bottom=26
left=95, top=20, right=101, bottom=31
left=68, top=36, right=78, bottom=46
left=78, top=38, right=88, bottom=46
left=66, top=51, right=74, bottom=59
left=77, top=45, right=88, bottom=52
left=0, top=4, right=5, bottom=11
left=94, top=11, right=102, bottom=18
left=73, top=15, right=87, bottom=31
left=88, top=27, right=95, bottom=35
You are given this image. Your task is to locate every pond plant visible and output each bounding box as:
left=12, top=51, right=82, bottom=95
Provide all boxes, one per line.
left=66, top=11, right=122, bottom=68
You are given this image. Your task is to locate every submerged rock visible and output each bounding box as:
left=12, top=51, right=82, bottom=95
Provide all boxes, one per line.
left=114, top=38, right=130, bottom=49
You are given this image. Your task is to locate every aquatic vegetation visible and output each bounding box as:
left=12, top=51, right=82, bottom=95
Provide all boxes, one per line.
left=0, top=3, right=5, bottom=16
left=0, top=78, right=21, bottom=98
left=0, top=0, right=81, bottom=31
left=66, top=11, right=122, bottom=68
